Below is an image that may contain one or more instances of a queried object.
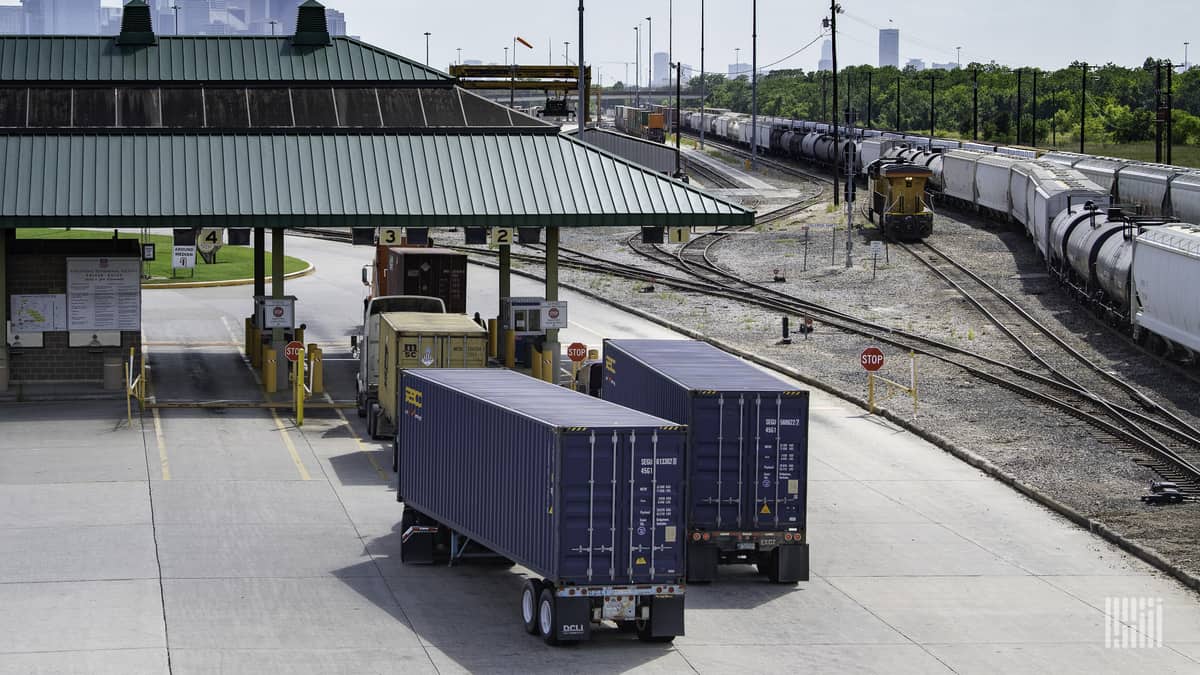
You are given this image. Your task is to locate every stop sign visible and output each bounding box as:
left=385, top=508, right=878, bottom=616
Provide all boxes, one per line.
left=567, top=342, right=588, bottom=362
left=860, top=347, right=884, bottom=372
left=284, top=340, right=304, bottom=362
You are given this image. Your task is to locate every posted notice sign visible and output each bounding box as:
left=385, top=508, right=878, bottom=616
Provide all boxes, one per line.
left=66, top=257, right=141, bottom=331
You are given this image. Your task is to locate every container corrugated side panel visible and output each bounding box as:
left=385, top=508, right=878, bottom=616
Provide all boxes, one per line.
left=601, top=340, right=809, bottom=533
left=399, top=369, right=687, bottom=585
left=399, top=371, right=557, bottom=577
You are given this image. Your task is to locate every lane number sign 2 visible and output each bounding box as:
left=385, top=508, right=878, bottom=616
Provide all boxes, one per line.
left=492, top=227, right=514, bottom=246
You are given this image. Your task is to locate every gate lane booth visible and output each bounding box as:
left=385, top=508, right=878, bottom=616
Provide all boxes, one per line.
left=0, top=0, right=752, bottom=397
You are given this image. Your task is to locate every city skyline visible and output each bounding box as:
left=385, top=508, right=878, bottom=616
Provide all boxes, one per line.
left=0, top=0, right=349, bottom=37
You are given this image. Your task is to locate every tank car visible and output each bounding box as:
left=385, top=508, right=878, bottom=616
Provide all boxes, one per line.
left=867, top=159, right=935, bottom=241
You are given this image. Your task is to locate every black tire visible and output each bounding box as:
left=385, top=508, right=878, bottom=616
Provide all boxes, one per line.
left=764, top=547, right=789, bottom=584
left=615, top=620, right=638, bottom=633
left=366, top=405, right=377, bottom=439
left=521, top=580, right=542, bottom=635
left=538, top=588, right=559, bottom=646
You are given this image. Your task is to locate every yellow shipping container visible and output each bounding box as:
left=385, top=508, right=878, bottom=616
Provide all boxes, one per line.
left=377, top=312, right=488, bottom=433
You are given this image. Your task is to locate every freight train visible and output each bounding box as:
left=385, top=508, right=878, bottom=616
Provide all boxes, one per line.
left=674, top=111, right=1200, bottom=360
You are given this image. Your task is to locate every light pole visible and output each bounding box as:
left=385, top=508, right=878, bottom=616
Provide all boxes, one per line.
left=171, top=4, right=181, bottom=35
left=751, top=0, right=757, bottom=170
left=564, top=41, right=570, bottom=65
left=504, top=46, right=509, bottom=65
left=699, top=0, right=705, bottom=148
left=956, top=46, right=961, bottom=68
left=424, top=32, right=431, bottom=66
left=735, top=47, right=741, bottom=75
left=1079, top=63, right=1089, bottom=154
left=578, top=1, right=584, bottom=132
left=456, top=47, right=462, bottom=66
left=668, top=0, right=673, bottom=89
left=646, top=16, right=652, bottom=90
left=634, top=26, right=640, bottom=106
left=1186, top=42, right=1191, bottom=70
left=823, top=2, right=842, bottom=207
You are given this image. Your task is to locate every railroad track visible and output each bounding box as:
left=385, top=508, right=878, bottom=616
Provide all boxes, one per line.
left=684, top=157, right=741, bottom=189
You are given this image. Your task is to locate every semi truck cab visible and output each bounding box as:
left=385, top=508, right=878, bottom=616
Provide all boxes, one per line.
left=353, top=295, right=445, bottom=419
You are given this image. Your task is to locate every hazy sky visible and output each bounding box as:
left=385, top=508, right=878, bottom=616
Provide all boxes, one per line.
left=325, top=0, right=1195, bottom=80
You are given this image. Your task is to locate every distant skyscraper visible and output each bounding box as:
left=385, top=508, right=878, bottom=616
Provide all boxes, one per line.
left=931, top=62, right=957, bottom=71
left=5, top=0, right=346, bottom=38
left=879, top=28, right=899, bottom=68
left=0, top=6, right=26, bottom=33
left=906, top=58, right=925, bottom=71
left=727, top=62, right=750, bottom=78
left=817, top=39, right=832, bottom=71
left=325, top=8, right=345, bottom=36
left=652, top=51, right=669, bottom=87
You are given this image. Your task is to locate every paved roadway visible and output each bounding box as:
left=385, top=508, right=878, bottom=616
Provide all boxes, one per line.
left=2, top=234, right=1199, bottom=674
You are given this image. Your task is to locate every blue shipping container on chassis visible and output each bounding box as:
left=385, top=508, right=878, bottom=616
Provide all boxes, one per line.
left=396, top=368, right=688, bottom=644
left=600, top=339, right=810, bottom=583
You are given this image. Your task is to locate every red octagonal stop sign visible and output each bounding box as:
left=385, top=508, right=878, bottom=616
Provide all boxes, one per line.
left=285, top=341, right=304, bottom=362
left=860, top=347, right=884, bottom=372
left=567, top=342, right=588, bottom=362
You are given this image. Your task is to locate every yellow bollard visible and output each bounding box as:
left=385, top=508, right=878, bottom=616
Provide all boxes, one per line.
left=295, top=346, right=305, bottom=426
left=867, top=371, right=875, bottom=414
left=487, top=319, right=498, bottom=359
left=530, top=345, right=542, bottom=380
left=504, top=330, right=516, bottom=369
left=263, top=348, right=278, bottom=394
left=541, top=349, right=554, bottom=384
left=587, top=349, right=599, bottom=360
left=307, top=343, right=323, bottom=394
left=294, top=326, right=305, bottom=347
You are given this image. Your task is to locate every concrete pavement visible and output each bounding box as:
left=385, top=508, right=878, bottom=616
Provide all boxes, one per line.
left=1, top=233, right=1198, bottom=674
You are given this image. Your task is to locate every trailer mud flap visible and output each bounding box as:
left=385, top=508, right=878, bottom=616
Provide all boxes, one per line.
left=648, top=595, right=685, bottom=637
left=555, top=596, right=592, bottom=642
left=686, top=542, right=719, bottom=582
left=777, top=543, right=810, bottom=583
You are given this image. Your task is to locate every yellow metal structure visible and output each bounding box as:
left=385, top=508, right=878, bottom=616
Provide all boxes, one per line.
left=487, top=318, right=498, bottom=358
left=295, top=344, right=306, bottom=426
left=263, top=345, right=277, bottom=394
left=307, top=344, right=323, bottom=395
left=867, top=351, right=919, bottom=417
left=530, top=345, right=542, bottom=380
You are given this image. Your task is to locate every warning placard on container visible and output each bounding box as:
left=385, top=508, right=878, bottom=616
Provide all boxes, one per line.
left=10, top=294, right=66, bottom=332
left=66, top=257, right=141, bottom=331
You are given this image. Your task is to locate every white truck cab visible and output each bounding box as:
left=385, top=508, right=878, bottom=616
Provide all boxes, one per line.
left=353, top=295, right=445, bottom=417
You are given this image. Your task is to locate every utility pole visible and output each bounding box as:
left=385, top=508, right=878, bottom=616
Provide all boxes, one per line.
left=972, top=68, right=979, bottom=140
left=822, top=73, right=828, bottom=122
left=456, top=48, right=462, bottom=66
left=1156, top=60, right=1164, bottom=163
left=172, top=4, right=181, bottom=35
left=646, top=15, right=652, bottom=91
left=866, top=69, right=872, bottom=127
left=424, top=32, right=431, bottom=67
left=668, top=0, right=673, bottom=90
left=825, top=1, right=842, bottom=206
left=844, top=108, right=856, bottom=269
left=1167, top=60, right=1174, bottom=165
left=929, top=71, right=936, bottom=146
left=1016, top=68, right=1023, bottom=145
left=1031, top=69, right=1038, bottom=148
left=1079, top=63, right=1088, bottom=154
left=895, top=73, right=900, bottom=131
left=564, top=41, right=569, bottom=65
left=699, top=0, right=705, bottom=148
left=674, top=63, right=682, bottom=175
left=578, top=1, right=585, bottom=134
left=751, top=0, right=758, bottom=170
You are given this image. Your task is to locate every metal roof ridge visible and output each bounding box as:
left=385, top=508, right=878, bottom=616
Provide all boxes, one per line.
left=558, top=133, right=751, bottom=217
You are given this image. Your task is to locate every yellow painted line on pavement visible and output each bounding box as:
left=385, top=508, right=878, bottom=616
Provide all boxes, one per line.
left=325, top=392, right=388, bottom=482
left=152, top=407, right=171, bottom=480
left=271, top=407, right=312, bottom=481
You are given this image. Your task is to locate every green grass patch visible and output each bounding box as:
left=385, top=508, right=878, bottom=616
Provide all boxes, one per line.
left=16, top=229, right=309, bottom=285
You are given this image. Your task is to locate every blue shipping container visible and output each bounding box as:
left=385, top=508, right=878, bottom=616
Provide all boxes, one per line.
left=601, top=339, right=810, bottom=582
left=397, top=368, right=688, bottom=643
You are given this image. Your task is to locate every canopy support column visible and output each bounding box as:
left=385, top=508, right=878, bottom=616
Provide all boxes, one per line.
left=498, top=244, right=511, bottom=319
left=544, top=226, right=560, bottom=384
left=271, top=227, right=287, bottom=391
left=0, top=230, right=8, bottom=392
left=253, top=227, right=265, bottom=300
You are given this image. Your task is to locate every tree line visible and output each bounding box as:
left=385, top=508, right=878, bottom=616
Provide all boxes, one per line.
left=611, top=61, right=1200, bottom=148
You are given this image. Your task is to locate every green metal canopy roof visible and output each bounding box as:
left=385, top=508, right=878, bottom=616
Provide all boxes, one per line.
left=0, top=133, right=754, bottom=229
left=0, top=36, right=451, bottom=83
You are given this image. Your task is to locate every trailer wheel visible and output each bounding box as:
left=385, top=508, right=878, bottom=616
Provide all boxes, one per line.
left=615, top=620, right=638, bottom=633
left=392, top=434, right=399, bottom=473
left=520, top=579, right=542, bottom=635
left=763, top=547, right=789, bottom=584
left=538, top=588, right=559, bottom=645
left=366, top=404, right=377, bottom=439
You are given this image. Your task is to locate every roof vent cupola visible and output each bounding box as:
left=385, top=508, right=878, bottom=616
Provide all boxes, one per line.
left=116, top=0, right=156, bottom=46
left=292, top=0, right=332, bottom=47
